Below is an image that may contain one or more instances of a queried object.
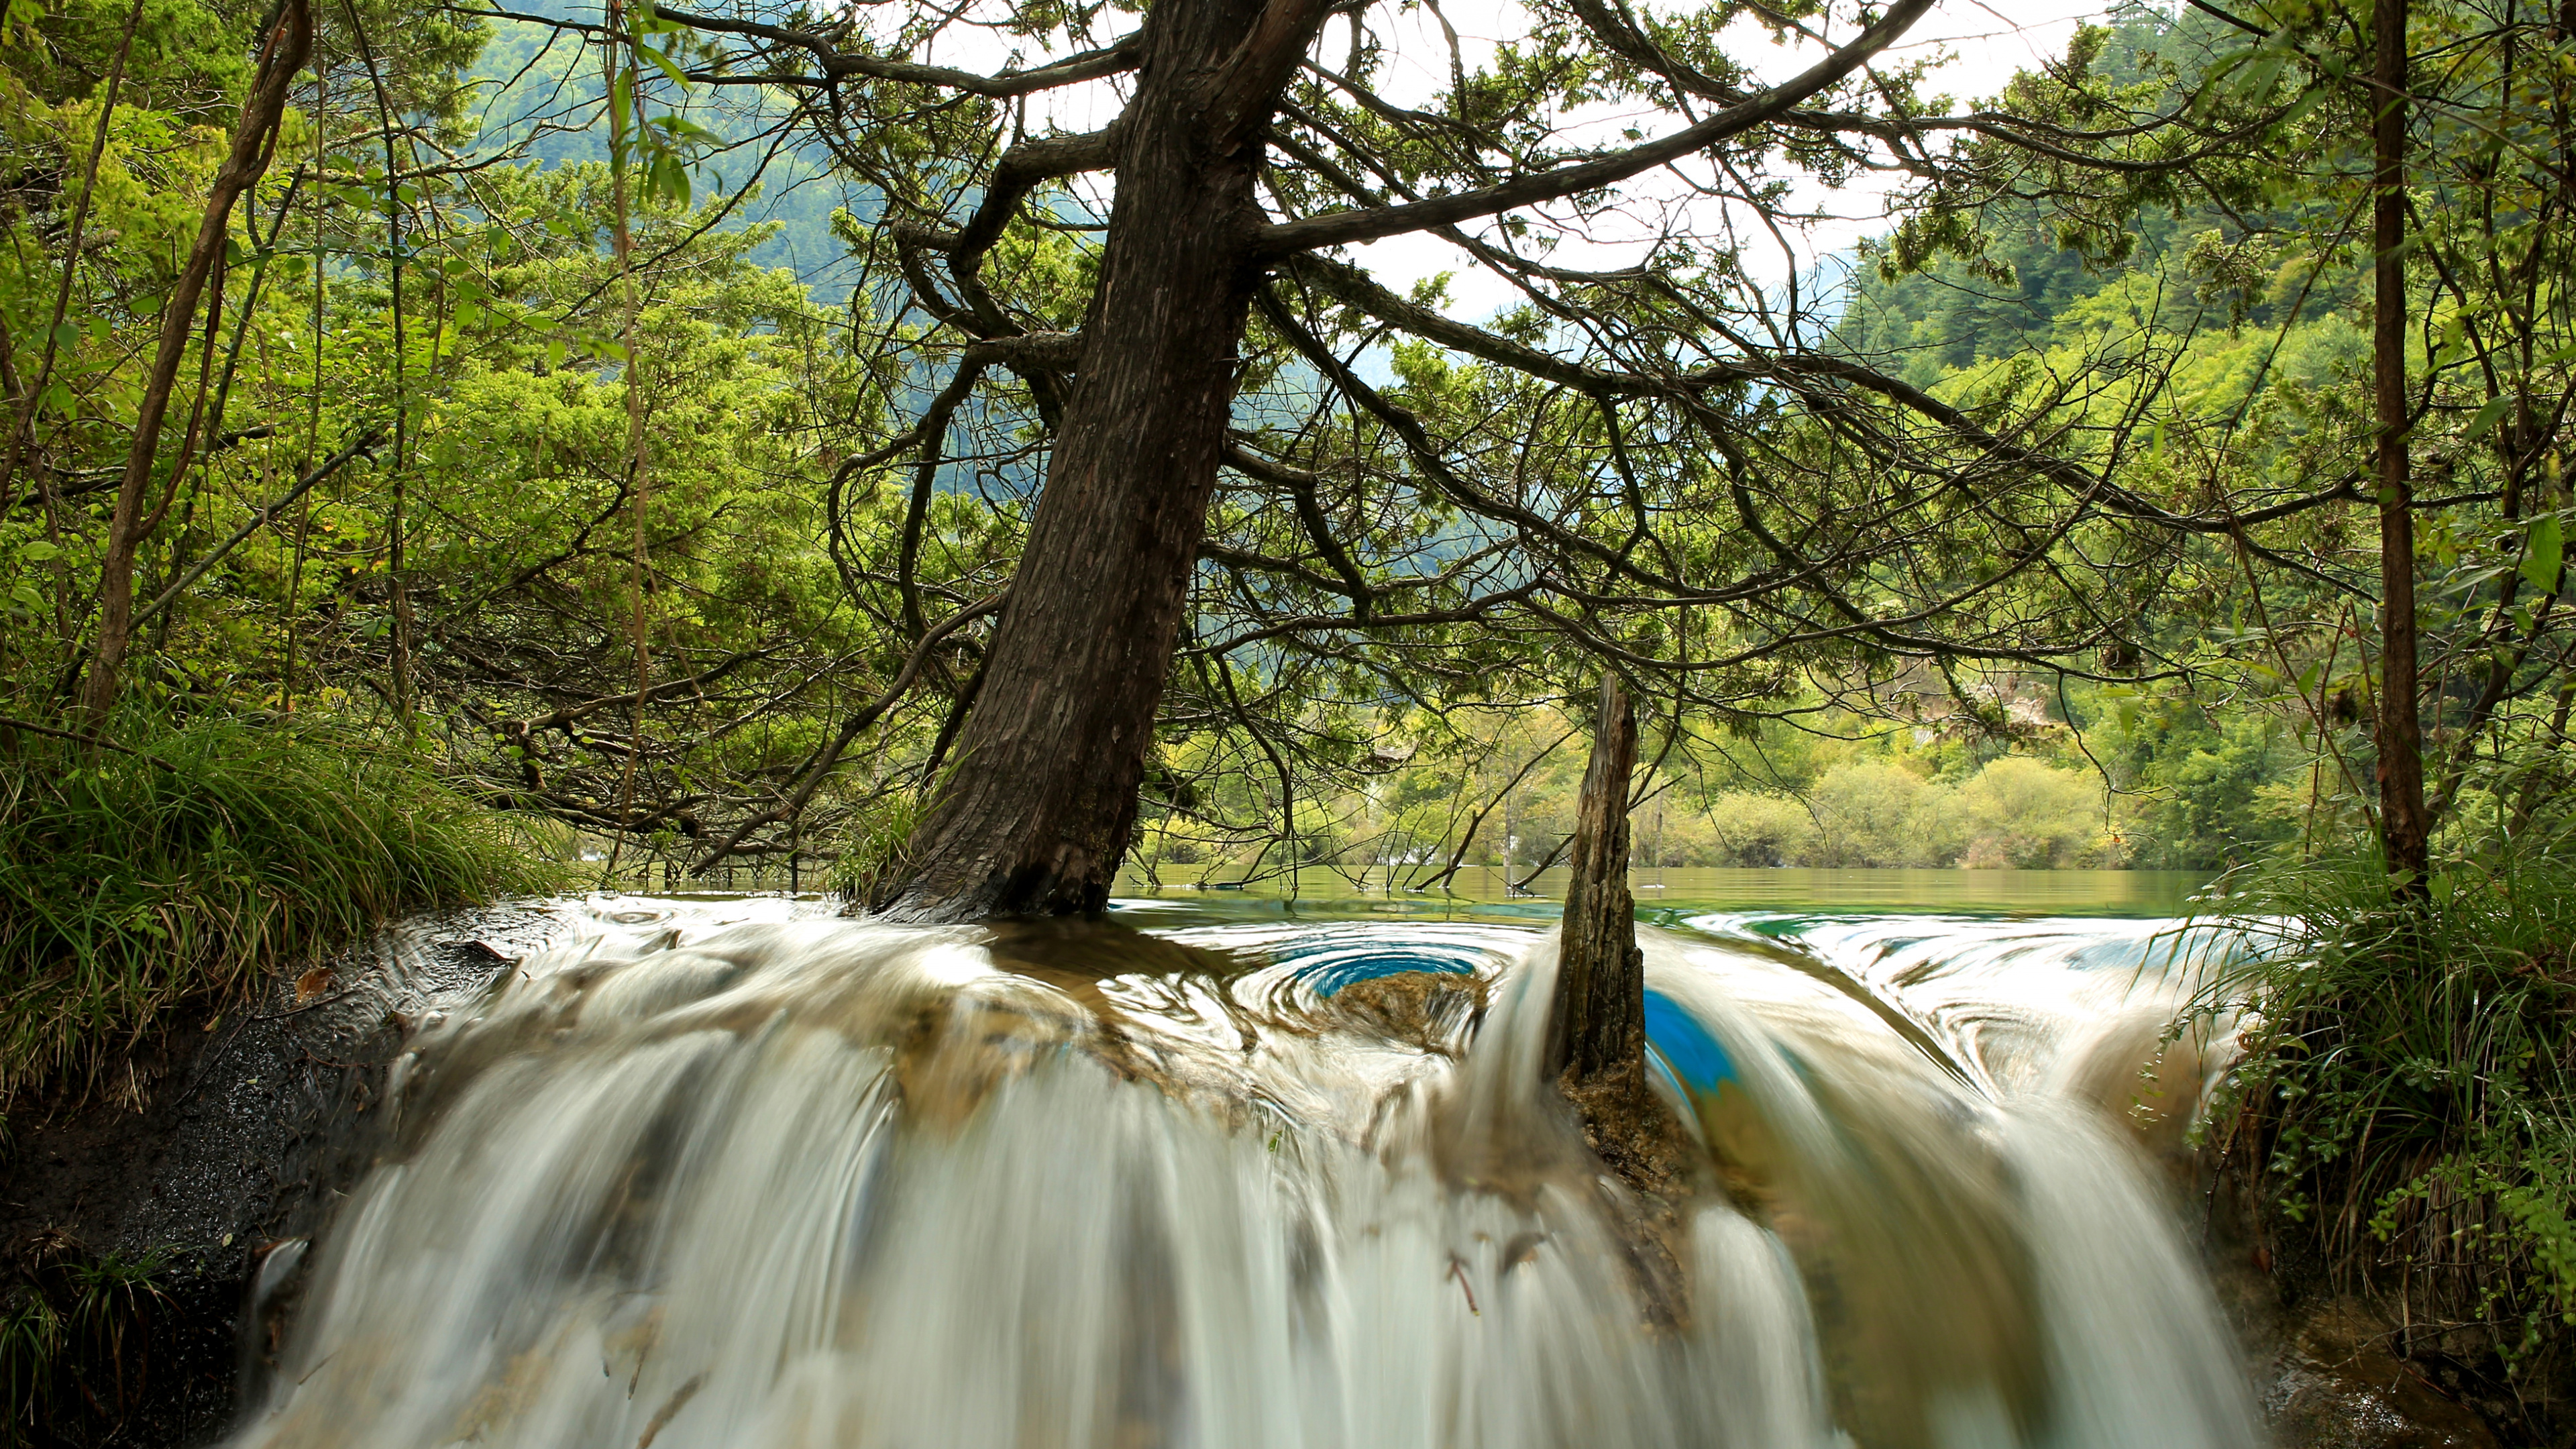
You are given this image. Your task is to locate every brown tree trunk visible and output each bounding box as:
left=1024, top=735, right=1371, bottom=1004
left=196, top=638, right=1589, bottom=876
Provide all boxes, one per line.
left=878, top=0, right=1293, bottom=919
left=2370, top=0, right=2430, bottom=890
left=78, top=0, right=311, bottom=720
left=1547, top=675, right=1645, bottom=1087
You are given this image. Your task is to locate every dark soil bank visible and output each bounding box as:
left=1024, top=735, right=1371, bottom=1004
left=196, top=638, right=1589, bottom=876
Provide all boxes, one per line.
left=0, top=904, right=574, bottom=1447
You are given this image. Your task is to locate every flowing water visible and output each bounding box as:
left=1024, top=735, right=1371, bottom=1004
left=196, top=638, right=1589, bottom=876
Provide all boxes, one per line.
left=229, top=885, right=2269, bottom=1449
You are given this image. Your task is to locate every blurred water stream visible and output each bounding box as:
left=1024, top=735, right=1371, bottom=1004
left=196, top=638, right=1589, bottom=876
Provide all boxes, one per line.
left=227, top=887, right=2265, bottom=1449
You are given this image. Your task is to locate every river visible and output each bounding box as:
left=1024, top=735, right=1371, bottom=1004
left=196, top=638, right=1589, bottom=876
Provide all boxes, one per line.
left=225, top=871, right=2265, bottom=1448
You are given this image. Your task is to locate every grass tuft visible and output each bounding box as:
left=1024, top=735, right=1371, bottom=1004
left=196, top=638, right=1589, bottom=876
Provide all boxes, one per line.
left=0, top=712, right=564, bottom=1110
left=0, top=1235, right=172, bottom=1446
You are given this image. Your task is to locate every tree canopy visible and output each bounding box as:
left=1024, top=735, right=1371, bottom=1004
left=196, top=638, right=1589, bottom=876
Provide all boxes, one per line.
left=0, top=0, right=2567, bottom=896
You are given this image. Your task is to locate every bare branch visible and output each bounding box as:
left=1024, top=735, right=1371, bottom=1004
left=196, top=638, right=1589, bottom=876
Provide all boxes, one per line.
left=1256, top=0, right=1933, bottom=254
left=656, top=7, right=1143, bottom=97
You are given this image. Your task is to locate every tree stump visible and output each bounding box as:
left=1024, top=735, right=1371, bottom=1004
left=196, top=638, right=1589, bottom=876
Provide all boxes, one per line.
left=1547, top=674, right=1646, bottom=1089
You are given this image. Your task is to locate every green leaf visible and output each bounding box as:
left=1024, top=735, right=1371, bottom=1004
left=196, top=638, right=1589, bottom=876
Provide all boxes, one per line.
left=2238, top=50, right=2287, bottom=99
left=2277, top=83, right=2330, bottom=127
left=21, top=540, right=61, bottom=563
left=650, top=154, right=691, bottom=207
left=2463, top=395, right=2512, bottom=442
left=2524, top=513, right=2563, bottom=595
left=640, top=42, right=690, bottom=89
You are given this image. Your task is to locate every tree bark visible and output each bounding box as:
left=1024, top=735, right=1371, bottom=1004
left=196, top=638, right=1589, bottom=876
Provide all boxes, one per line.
left=2370, top=0, right=2430, bottom=890
left=877, top=0, right=1300, bottom=919
left=78, top=0, right=312, bottom=720
left=1547, top=674, right=1646, bottom=1087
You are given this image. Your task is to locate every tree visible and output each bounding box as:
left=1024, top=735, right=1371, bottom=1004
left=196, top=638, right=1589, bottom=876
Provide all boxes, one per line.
left=1874, top=0, right=2576, bottom=884
left=2368, top=0, right=2426, bottom=888
left=78, top=0, right=312, bottom=719
left=641, top=0, right=2339, bottom=919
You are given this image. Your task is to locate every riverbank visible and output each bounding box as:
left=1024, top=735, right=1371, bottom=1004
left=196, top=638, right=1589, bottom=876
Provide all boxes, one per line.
left=2209, top=847, right=2576, bottom=1446
left=0, top=904, right=572, bottom=1445
left=0, top=714, right=562, bottom=1112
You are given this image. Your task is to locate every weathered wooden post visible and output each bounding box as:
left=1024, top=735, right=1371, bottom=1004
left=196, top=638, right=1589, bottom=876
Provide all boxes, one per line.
left=1546, top=674, right=1696, bottom=1313
left=1547, top=674, right=1646, bottom=1092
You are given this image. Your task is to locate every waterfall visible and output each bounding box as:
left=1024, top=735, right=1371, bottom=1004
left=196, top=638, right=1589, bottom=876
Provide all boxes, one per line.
left=229, top=900, right=2261, bottom=1449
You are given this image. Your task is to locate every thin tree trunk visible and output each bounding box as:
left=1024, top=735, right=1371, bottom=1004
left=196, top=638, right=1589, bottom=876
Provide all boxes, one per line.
left=602, top=0, right=652, bottom=881
left=2371, top=0, right=2429, bottom=890
left=877, top=0, right=1296, bottom=919
left=78, top=0, right=311, bottom=720
left=345, top=0, right=411, bottom=729
left=285, top=55, right=327, bottom=714
left=1546, top=674, right=1644, bottom=1087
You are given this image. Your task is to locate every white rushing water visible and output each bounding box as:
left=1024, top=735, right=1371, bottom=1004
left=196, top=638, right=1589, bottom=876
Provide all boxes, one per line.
left=231, top=900, right=2263, bottom=1449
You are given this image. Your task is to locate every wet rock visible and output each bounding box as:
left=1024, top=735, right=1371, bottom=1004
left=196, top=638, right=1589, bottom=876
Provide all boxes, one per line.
left=1326, top=968, right=1487, bottom=1055
left=2263, top=1301, right=2501, bottom=1449
left=0, top=902, right=575, bottom=1446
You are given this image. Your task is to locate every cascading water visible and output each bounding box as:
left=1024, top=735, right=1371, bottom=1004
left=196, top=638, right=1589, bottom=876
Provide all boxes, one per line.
left=228, top=898, right=2265, bottom=1449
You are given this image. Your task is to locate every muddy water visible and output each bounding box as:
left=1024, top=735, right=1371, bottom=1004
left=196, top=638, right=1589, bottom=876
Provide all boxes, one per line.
left=227, top=896, right=2262, bottom=1449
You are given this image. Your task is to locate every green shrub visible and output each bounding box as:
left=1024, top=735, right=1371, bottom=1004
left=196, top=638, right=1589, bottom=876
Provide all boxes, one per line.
left=1695, top=792, right=1819, bottom=866
left=2206, top=844, right=2576, bottom=1410
left=1804, top=761, right=1958, bottom=866
left=0, top=713, right=563, bottom=1108
left=1957, top=757, right=2107, bottom=868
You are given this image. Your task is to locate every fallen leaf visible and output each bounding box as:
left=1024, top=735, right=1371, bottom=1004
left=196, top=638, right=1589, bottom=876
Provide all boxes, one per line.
left=295, top=967, right=337, bottom=1004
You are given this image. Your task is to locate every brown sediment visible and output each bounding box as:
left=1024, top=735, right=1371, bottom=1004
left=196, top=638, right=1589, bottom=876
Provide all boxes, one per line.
left=1326, top=970, right=1488, bottom=1057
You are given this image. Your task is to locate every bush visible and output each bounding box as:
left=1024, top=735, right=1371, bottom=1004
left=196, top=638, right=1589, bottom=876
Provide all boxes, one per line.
left=1697, top=792, right=1817, bottom=865
left=2207, top=845, right=2576, bottom=1433
left=1957, top=757, right=2106, bottom=867
left=0, top=714, right=561, bottom=1109
left=1804, top=761, right=1959, bottom=866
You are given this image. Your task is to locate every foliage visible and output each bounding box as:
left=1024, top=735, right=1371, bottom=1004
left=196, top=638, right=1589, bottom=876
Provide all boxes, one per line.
left=0, top=713, right=561, bottom=1106
left=2208, top=835, right=2576, bottom=1432
left=0, top=1236, right=171, bottom=1448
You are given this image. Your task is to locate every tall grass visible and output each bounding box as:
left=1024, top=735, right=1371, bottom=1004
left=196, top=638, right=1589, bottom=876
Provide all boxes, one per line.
left=0, top=714, right=562, bottom=1108
left=2207, top=843, right=2576, bottom=1408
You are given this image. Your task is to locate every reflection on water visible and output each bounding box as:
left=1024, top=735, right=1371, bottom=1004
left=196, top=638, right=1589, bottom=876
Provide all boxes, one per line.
left=228, top=893, right=2261, bottom=1449
left=1116, top=865, right=2218, bottom=918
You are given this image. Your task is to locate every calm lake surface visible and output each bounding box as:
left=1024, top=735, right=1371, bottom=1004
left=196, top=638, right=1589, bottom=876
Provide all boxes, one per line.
left=1112, top=864, right=2222, bottom=919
